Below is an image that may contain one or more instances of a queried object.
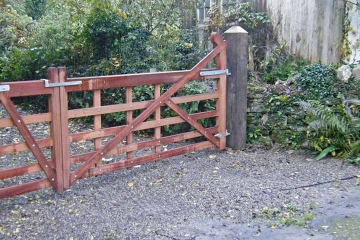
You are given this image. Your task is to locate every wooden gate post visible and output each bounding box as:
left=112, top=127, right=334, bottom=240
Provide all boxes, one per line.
left=48, top=67, right=64, bottom=192
left=224, top=26, right=248, bottom=150
left=57, top=67, right=70, bottom=189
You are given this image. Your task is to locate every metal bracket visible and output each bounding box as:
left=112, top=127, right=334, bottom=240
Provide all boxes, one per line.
left=0, top=85, right=10, bottom=92
left=200, top=69, right=231, bottom=77
left=214, top=130, right=231, bottom=138
left=43, top=79, right=82, bottom=88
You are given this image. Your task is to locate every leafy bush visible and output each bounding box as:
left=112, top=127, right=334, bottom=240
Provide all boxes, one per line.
left=261, top=44, right=310, bottom=84
left=203, top=2, right=275, bottom=74
left=0, top=1, right=206, bottom=122
left=82, top=7, right=130, bottom=60
left=301, top=100, right=360, bottom=160
left=296, top=64, right=336, bottom=100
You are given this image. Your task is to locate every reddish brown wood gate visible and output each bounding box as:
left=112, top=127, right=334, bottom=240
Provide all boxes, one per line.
left=0, top=33, right=228, bottom=198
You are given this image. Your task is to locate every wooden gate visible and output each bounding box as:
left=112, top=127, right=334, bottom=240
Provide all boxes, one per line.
left=0, top=33, right=228, bottom=198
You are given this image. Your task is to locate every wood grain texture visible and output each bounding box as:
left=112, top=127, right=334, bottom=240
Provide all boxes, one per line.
left=48, top=67, right=64, bottom=192
left=70, top=39, right=226, bottom=182
left=58, top=67, right=70, bottom=189
left=215, top=39, right=227, bottom=150
left=0, top=81, right=52, bottom=97
left=93, top=89, right=102, bottom=170
left=68, top=111, right=217, bottom=142
left=70, top=127, right=217, bottom=163
left=125, top=87, right=133, bottom=159
left=0, top=179, right=51, bottom=199
left=67, top=92, right=218, bottom=119
left=0, top=113, right=51, bottom=128
left=165, top=100, right=219, bottom=148
left=0, top=33, right=228, bottom=198
left=0, top=93, right=57, bottom=188
left=0, top=160, right=55, bottom=180
left=88, top=141, right=213, bottom=176
left=0, top=138, right=52, bottom=155
left=225, top=28, right=248, bottom=150
left=154, top=84, right=161, bottom=153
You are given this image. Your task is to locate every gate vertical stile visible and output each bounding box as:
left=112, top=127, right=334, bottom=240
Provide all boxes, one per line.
left=126, top=87, right=133, bottom=159
left=94, top=87, right=102, bottom=170
left=48, top=67, right=64, bottom=192
left=58, top=67, right=70, bottom=189
left=154, top=84, right=161, bottom=153
left=214, top=36, right=227, bottom=150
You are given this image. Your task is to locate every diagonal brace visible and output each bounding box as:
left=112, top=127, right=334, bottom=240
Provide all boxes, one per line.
left=0, top=94, right=57, bottom=188
left=165, top=99, right=220, bottom=148
left=70, top=34, right=227, bottom=183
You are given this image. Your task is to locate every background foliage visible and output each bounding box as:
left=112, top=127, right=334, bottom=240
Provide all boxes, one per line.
left=1, top=0, right=359, bottom=162
left=0, top=0, right=210, bottom=133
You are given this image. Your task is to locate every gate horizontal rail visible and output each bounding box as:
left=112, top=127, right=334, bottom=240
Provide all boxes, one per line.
left=0, top=33, right=228, bottom=199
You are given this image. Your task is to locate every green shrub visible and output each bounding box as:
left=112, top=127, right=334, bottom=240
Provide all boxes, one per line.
left=261, top=44, right=310, bottom=84
left=296, top=64, right=336, bottom=100
left=301, top=100, right=360, bottom=160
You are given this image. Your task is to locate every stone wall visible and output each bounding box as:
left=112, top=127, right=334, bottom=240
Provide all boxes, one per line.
left=246, top=84, right=307, bottom=148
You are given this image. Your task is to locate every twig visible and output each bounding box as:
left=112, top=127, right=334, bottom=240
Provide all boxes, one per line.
left=280, top=175, right=358, bottom=191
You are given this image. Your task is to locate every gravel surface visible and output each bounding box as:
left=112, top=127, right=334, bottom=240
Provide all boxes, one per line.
left=1, top=106, right=360, bottom=239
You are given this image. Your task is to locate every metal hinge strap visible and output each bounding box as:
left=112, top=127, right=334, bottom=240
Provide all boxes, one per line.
left=43, top=79, right=82, bottom=88
left=0, top=85, right=10, bottom=92
left=200, top=69, right=231, bottom=77
left=214, top=130, right=230, bottom=138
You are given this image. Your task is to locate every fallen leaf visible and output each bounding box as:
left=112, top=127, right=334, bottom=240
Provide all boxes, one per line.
left=231, top=162, right=239, bottom=167
left=209, top=155, right=216, bottom=159
left=154, top=178, right=163, bottom=184
left=128, top=182, right=134, bottom=188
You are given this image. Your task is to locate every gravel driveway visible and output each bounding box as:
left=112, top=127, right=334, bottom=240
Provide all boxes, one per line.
left=1, top=144, right=360, bottom=239
left=0, top=102, right=360, bottom=239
